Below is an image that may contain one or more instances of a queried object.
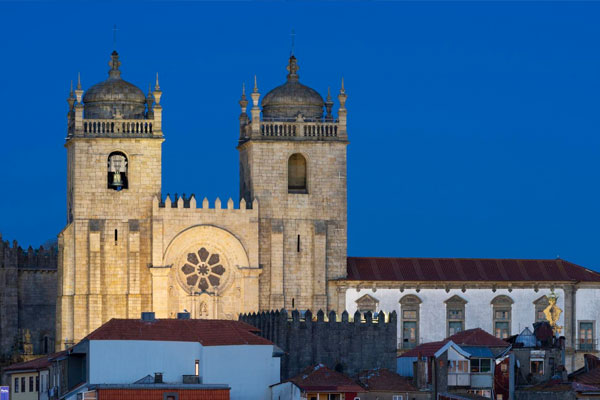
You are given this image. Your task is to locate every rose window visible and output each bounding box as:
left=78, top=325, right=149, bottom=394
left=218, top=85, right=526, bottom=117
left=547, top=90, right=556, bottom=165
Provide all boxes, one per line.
left=181, top=247, right=226, bottom=291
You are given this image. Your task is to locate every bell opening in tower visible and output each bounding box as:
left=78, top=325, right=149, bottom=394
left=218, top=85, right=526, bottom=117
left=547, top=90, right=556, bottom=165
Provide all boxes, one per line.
left=107, top=151, right=128, bottom=190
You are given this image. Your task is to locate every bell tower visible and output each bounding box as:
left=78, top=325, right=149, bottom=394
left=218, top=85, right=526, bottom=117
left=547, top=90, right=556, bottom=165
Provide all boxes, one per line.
left=238, top=55, right=348, bottom=313
left=57, top=51, right=164, bottom=349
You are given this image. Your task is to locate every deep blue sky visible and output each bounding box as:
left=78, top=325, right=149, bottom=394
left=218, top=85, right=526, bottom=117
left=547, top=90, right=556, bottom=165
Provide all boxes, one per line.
left=1, top=2, right=599, bottom=269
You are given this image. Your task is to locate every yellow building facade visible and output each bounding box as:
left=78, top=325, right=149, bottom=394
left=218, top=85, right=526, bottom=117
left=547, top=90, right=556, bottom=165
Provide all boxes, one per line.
left=56, top=51, right=348, bottom=348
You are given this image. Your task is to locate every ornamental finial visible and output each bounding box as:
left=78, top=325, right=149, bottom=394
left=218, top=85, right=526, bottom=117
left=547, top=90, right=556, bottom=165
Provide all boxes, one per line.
left=286, top=55, right=299, bottom=82
left=77, top=72, right=82, bottom=90
left=108, top=51, right=121, bottom=78
left=253, top=75, right=258, bottom=93
left=155, top=73, right=160, bottom=91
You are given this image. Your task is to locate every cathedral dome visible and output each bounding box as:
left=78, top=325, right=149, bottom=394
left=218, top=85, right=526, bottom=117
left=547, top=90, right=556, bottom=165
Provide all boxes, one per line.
left=261, top=55, right=324, bottom=121
left=83, top=51, right=147, bottom=119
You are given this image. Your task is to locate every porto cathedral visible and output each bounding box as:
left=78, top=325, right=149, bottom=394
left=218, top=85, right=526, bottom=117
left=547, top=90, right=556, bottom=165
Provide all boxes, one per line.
left=2, top=48, right=598, bottom=371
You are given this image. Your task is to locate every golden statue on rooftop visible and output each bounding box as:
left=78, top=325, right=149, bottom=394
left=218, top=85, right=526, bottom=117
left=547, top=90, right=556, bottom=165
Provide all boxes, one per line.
left=543, top=290, right=563, bottom=335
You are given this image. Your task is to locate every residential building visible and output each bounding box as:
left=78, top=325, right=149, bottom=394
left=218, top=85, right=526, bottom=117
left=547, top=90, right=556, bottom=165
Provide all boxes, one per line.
left=2, top=353, right=54, bottom=400
left=271, top=364, right=364, bottom=400
left=51, top=314, right=280, bottom=400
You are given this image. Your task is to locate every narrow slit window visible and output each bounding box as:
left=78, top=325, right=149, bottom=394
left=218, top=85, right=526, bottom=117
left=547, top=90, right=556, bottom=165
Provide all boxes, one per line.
left=114, top=229, right=118, bottom=243
left=195, top=360, right=199, bottom=376
left=297, top=235, right=300, bottom=252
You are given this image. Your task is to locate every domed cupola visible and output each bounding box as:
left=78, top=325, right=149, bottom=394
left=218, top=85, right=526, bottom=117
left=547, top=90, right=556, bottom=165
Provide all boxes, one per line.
left=83, top=51, right=147, bottom=119
left=261, top=55, right=324, bottom=122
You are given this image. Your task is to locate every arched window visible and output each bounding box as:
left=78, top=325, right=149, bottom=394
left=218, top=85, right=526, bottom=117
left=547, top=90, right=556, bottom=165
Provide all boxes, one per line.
left=445, top=295, right=467, bottom=337
left=399, top=294, right=422, bottom=349
left=491, top=295, right=514, bottom=339
left=288, top=153, right=307, bottom=193
left=107, top=151, right=128, bottom=190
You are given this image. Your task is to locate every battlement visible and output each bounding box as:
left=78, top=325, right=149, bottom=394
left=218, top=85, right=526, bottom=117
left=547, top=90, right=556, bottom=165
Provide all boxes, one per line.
left=239, top=309, right=397, bottom=379
left=153, top=194, right=258, bottom=214
left=0, top=234, right=57, bottom=270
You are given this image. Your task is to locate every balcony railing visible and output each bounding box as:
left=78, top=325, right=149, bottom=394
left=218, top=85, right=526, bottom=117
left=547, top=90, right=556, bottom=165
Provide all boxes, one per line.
left=260, top=121, right=339, bottom=138
left=577, top=339, right=597, bottom=352
left=82, top=119, right=153, bottom=135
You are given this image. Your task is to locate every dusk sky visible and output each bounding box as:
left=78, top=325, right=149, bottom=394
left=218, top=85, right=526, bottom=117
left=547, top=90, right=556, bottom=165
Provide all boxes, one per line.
left=1, top=2, right=599, bottom=269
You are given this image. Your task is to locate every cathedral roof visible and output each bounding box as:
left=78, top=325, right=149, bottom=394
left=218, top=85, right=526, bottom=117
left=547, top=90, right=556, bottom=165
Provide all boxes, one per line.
left=83, top=318, right=274, bottom=346
left=345, top=257, right=600, bottom=283
left=261, top=55, right=324, bottom=121
left=82, top=51, right=147, bottom=119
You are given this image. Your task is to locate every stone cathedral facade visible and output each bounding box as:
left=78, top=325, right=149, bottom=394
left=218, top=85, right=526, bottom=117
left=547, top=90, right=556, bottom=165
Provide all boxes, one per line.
left=56, top=51, right=348, bottom=348
left=54, top=49, right=600, bottom=372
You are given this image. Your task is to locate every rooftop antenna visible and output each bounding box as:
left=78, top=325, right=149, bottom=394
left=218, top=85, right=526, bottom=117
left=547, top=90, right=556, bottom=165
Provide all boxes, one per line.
left=113, top=24, right=119, bottom=50
left=290, top=28, right=296, bottom=56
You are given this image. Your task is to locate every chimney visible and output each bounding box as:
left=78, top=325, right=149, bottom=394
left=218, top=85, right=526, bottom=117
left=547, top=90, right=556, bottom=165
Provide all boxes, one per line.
left=177, top=312, right=190, bottom=320
left=141, top=312, right=155, bottom=322
left=154, top=372, right=163, bottom=384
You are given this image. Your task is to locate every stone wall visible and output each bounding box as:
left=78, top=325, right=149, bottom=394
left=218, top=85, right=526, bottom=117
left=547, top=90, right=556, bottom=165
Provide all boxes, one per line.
left=0, top=235, right=57, bottom=362
left=239, top=309, right=397, bottom=379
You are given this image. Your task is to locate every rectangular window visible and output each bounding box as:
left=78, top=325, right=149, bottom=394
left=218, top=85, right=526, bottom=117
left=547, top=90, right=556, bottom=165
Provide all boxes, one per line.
left=393, top=396, right=404, bottom=400
left=195, top=360, right=199, bottom=376
left=21, top=378, right=25, bottom=393
left=403, top=310, right=417, bottom=319
left=579, top=322, right=594, bottom=351
left=29, top=376, right=33, bottom=392
left=449, top=321, right=463, bottom=336
left=536, top=309, right=546, bottom=322
left=471, top=359, right=491, bottom=373
left=495, top=321, right=510, bottom=339
left=36, top=375, right=39, bottom=392
left=402, top=321, right=417, bottom=349
left=14, top=377, right=19, bottom=393
left=531, top=360, right=544, bottom=375
left=495, top=310, right=510, bottom=320
left=448, top=309, right=463, bottom=320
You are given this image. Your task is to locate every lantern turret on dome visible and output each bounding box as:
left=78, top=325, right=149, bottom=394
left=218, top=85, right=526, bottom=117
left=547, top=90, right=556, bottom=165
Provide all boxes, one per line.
left=82, top=51, right=147, bottom=120
left=261, top=55, right=325, bottom=122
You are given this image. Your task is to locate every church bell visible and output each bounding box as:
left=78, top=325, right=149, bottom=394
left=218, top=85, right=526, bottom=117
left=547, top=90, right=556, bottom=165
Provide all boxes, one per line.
left=110, top=172, right=123, bottom=188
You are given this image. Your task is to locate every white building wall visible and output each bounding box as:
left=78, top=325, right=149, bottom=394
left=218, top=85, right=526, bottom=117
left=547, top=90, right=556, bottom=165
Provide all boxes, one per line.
left=202, top=345, right=280, bottom=400
left=271, top=382, right=301, bottom=400
left=575, top=288, right=600, bottom=344
left=88, top=340, right=202, bottom=384
left=345, top=287, right=565, bottom=345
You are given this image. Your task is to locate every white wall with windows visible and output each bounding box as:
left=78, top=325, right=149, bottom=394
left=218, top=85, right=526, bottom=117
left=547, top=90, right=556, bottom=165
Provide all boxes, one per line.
left=345, top=287, right=565, bottom=348
left=575, top=288, right=600, bottom=351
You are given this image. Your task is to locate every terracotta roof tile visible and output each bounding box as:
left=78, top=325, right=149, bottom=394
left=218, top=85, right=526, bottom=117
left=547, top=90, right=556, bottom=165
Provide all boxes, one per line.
left=346, top=257, right=600, bottom=283
left=357, top=368, right=418, bottom=392
left=84, top=318, right=273, bottom=347
left=447, top=328, right=510, bottom=348
left=3, top=351, right=66, bottom=372
left=287, top=364, right=364, bottom=393
left=398, top=341, right=447, bottom=358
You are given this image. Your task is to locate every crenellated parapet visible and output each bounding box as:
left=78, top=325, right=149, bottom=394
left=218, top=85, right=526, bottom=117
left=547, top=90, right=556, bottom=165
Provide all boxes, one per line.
left=0, top=234, right=58, bottom=270
left=239, top=309, right=397, bottom=379
left=153, top=194, right=258, bottom=214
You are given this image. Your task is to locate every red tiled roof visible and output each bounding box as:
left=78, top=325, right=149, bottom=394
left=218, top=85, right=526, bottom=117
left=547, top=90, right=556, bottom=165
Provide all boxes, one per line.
left=399, top=341, right=447, bottom=358
left=3, top=351, right=65, bottom=372
left=573, top=368, right=600, bottom=386
left=447, top=328, right=510, bottom=348
left=356, top=368, right=418, bottom=392
left=287, top=364, right=364, bottom=393
left=84, top=318, right=273, bottom=347
left=346, top=257, right=600, bottom=283
left=400, top=329, right=508, bottom=358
